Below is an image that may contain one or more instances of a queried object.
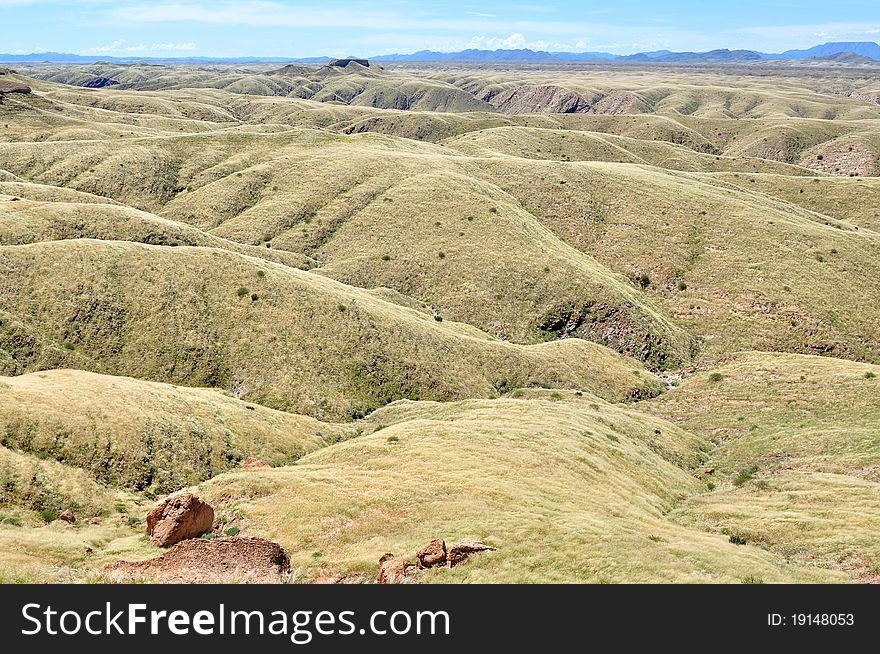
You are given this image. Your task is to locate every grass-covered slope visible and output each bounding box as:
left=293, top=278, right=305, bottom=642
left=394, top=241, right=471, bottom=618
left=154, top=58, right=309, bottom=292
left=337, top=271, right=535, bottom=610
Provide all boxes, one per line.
left=1, top=64, right=879, bottom=584
left=645, top=352, right=880, bottom=580
left=0, top=369, right=347, bottom=492
left=0, top=239, right=662, bottom=419
left=195, top=391, right=843, bottom=583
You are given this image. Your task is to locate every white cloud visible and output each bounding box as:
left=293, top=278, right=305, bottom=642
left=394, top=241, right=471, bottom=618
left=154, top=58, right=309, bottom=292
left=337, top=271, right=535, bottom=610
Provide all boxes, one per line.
left=83, top=39, right=127, bottom=53
left=466, top=33, right=549, bottom=50
left=83, top=39, right=198, bottom=54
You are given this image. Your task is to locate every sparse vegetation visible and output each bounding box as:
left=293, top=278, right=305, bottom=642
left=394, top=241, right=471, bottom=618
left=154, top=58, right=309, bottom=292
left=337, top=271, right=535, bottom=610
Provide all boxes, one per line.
left=0, top=60, right=877, bottom=585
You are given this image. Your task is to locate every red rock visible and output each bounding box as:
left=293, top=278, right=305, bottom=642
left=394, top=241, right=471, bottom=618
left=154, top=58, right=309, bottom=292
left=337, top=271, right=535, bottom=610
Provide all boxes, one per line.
left=146, top=493, right=214, bottom=547
left=416, top=539, right=447, bottom=568
left=377, top=555, right=412, bottom=584
left=242, top=456, right=271, bottom=469
left=59, top=509, right=76, bottom=524
left=447, top=539, right=496, bottom=567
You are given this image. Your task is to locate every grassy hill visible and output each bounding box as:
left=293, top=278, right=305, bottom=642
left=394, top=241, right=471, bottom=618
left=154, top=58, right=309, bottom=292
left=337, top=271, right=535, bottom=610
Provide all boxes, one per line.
left=0, top=62, right=878, bottom=583
left=0, top=369, right=347, bottom=492
left=646, top=352, right=880, bottom=580
left=193, top=391, right=843, bottom=583
left=0, top=239, right=662, bottom=419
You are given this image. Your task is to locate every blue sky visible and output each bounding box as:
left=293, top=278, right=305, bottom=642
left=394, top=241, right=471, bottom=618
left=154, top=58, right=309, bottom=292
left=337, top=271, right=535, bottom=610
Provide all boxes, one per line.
left=2, top=1, right=880, bottom=57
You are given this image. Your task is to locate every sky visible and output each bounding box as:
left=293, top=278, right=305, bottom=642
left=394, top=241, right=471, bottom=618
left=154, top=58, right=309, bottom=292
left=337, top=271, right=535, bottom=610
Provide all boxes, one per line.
left=2, top=0, right=880, bottom=58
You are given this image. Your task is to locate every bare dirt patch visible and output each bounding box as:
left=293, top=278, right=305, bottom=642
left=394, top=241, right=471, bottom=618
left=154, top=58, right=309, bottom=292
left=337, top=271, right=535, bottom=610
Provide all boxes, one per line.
left=108, top=537, right=291, bottom=584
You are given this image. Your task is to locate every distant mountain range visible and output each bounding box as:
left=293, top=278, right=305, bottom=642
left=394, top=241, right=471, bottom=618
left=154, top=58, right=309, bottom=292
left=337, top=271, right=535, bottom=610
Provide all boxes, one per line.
left=372, top=42, right=880, bottom=63
left=1, top=41, right=879, bottom=65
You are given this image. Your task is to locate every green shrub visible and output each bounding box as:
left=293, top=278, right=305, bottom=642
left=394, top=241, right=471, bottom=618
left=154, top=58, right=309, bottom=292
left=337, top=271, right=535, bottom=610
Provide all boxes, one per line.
left=676, top=280, right=688, bottom=291
left=708, top=372, right=724, bottom=382
left=386, top=435, right=400, bottom=444
left=733, top=465, right=758, bottom=486
left=865, top=371, right=877, bottom=379
left=741, top=575, right=764, bottom=584
left=729, top=534, right=747, bottom=545
left=39, top=509, right=58, bottom=524
left=236, top=286, right=249, bottom=298
left=224, top=527, right=241, bottom=537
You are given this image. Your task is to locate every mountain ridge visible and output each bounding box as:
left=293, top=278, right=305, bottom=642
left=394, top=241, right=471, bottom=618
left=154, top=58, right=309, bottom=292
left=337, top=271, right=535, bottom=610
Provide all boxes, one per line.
left=3, top=41, right=879, bottom=65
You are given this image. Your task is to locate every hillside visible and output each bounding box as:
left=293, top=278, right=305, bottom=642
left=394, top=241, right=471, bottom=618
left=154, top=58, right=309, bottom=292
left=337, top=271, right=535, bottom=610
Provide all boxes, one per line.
left=647, top=352, right=880, bottom=580
left=0, top=62, right=878, bottom=584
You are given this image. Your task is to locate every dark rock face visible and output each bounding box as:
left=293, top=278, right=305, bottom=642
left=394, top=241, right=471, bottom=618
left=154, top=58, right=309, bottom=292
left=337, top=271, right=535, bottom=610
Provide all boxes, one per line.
left=329, top=58, right=371, bottom=68
left=83, top=77, right=120, bottom=88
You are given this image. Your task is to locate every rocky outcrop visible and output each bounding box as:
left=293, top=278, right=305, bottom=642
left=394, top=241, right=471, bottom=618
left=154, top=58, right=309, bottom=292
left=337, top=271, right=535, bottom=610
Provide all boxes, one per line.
left=416, top=538, right=447, bottom=568
left=82, top=77, right=120, bottom=89
left=59, top=509, right=76, bottom=524
left=446, top=539, right=496, bottom=567
left=839, top=90, right=880, bottom=106
left=0, top=83, right=31, bottom=100
left=487, top=84, right=591, bottom=114
left=800, top=141, right=879, bottom=177
left=146, top=493, right=214, bottom=547
left=378, top=538, right=495, bottom=582
left=108, top=537, right=290, bottom=583
left=329, top=58, right=372, bottom=68
left=241, top=456, right=271, bottom=469
left=377, top=553, right=414, bottom=584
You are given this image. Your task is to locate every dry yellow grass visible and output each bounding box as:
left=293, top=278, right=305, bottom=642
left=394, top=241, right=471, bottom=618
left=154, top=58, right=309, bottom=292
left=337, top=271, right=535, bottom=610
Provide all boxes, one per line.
left=194, top=391, right=844, bottom=583
left=0, top=239, right=663, bottom=419
left=1, top=63, right=878, bottom=583
left=645, top=352, right=880, bottom=580
left=0, top=369, right=347, bottom=491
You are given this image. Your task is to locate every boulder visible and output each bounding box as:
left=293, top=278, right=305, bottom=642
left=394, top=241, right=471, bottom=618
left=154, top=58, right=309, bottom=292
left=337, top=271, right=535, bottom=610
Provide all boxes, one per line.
left=447, top=539, right=496, bottom=567
left=416, top=538, right=447, bottom=568
left=242, top=456, right=271, bottom=469
left=58, top=509, right=76, bottom=524
left=146, top=493, right=214, bottom=547
left=377, top=554, right=412, bottom=584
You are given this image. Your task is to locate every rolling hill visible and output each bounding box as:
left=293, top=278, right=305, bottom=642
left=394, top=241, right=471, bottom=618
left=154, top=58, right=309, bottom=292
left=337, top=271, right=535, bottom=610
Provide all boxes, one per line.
left=0, top=60, right=878, bottom=583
